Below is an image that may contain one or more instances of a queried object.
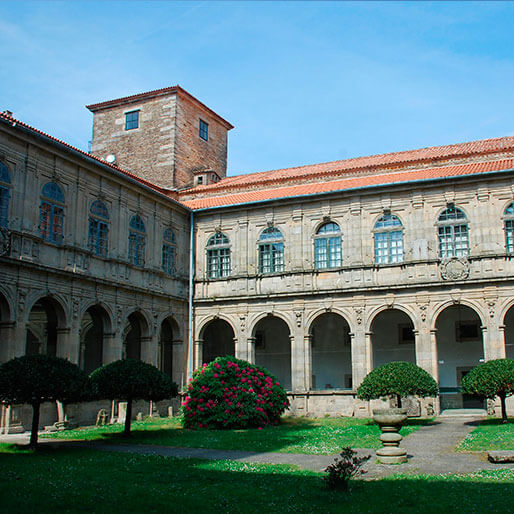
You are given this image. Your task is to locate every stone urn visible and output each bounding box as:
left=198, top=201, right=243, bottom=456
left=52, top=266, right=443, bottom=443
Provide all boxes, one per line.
left=373, top=408, right=408, bottom=464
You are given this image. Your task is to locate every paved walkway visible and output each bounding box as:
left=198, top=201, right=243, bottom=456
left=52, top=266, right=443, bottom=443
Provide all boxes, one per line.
left=2, top=416, right=513, bottom=478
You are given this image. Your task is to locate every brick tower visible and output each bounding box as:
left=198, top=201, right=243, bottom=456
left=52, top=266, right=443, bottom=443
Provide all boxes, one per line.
left=86, top=86, right=233, bottom=190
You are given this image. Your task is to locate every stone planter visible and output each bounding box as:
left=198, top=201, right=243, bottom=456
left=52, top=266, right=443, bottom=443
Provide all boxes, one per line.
left=373, top=408, right=408, bottom=464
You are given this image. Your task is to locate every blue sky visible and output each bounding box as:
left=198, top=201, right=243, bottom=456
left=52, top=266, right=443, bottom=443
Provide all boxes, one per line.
left=1, top=1, right=513, bottom=176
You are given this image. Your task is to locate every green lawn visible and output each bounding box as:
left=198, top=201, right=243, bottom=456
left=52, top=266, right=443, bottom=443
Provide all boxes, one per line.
left=0, top=445, right=513, bottom=513
left=42, top=416, right=430, bottom=454
left=457, top=418, right=514, bottom=452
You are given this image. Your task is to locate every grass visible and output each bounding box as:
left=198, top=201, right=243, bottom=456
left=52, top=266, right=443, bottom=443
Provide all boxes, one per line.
left=457, top=418, right=514, bottom=452
left=42, top=416, right=431, bottom=454
left=0, top=445, right=513, bottom=513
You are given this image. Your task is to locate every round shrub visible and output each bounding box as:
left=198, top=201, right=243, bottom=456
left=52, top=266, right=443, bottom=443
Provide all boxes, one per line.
left=182, top=356, right=289, bottom=429
left=357, top=361, right=439, bottom=407
left=461, top=358, right=514, bottom=423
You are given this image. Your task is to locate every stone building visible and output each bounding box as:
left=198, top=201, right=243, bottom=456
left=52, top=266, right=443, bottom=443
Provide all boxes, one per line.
left=1, top=86, right=514, bottom=428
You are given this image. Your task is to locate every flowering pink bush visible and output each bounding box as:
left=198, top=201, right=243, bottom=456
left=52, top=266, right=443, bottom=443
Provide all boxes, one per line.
left=182, top=356, right=289, bottom=429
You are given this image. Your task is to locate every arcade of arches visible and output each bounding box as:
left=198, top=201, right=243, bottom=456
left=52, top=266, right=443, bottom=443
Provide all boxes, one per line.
left=194, top=298, right=514, bottom=415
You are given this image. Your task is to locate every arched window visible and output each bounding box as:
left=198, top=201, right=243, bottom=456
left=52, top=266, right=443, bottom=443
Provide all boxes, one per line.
left=504, top=203, right=514, bottom=253
left=40, top=182, right=65, bottom=244
left=88, top=200, right=109, bottom=257
left=259, top=226, right=284, bottom=274
left=374, top=213, right=404, bottom=264
left=0, top=161, right=11, bottom=229
left=437, top=206, right=469, bottom=258
left=162, top=228, right=177, bottom=275
left=206, top=232, right=230, bottom=278
left=314, top=222, right=342, bottom=269
left=128, top=215, right=146, bottom=267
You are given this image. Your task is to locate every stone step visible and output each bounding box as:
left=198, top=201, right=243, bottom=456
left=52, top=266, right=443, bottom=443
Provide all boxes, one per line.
left=439, top=409, right=487, bottom=417
left=488, top=451, right=514, bottom=463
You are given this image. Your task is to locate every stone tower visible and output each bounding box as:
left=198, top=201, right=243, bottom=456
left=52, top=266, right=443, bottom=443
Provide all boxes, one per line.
left=86, top=86, right=233, bottom=190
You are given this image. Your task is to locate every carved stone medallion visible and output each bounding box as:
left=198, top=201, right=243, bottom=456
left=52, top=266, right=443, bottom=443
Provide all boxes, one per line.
left=440, top=257, right=470, bottom=281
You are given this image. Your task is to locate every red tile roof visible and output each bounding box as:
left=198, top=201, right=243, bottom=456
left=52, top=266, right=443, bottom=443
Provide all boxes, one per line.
left=0, top=110, right=181, bottom=202
left=181, top=157, right=514, bottom=210
left=182, top=135, right=514, bottom=195
left=86, top=85, right=234, bottom=130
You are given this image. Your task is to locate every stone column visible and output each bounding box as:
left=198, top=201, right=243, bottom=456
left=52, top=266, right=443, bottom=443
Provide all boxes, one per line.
left=351, top=328, right=371, bottom=389
left=247, top=336, right=256, bottom=364
left=429, top=329, right=439, bottom=383
left=193, top=338, right=203, bottom=369
left=290, top=334, right=304, bottom=391
left=10, top=321, right=27, bottom=358
left=56, top=327, right=72, bottom=361
left=141, top=335, right=157, bottom=365
left=303, top=334, right=312, bottom=391
left=415, top=326, right=435, bottom=376
left=172, top=339, right=185, bottom=389
left=0, top=321, right=15, bottom=362
left=483, top=322, right=506, bottom=361
left=103, top=332, right=122, bottom=364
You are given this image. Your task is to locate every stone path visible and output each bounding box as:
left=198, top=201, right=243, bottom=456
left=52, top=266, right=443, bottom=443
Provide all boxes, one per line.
left=2, top=416, right=513, bottom=478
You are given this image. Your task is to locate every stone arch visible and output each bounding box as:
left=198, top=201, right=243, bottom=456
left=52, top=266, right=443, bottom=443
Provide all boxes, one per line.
left=123, top=310, right=150, bottom=360
left=252, top=314, right=291, bottom=390
left=430, top=299, right=486, bottom=331
left=305, top=307, right=354, bottom=334
left=366, top=303, right=418, bottom=333
left=198, top=317, right=236, bottom=365
left=80, top=304, right=112, bottom=374
left=309, top=311, right=352, bottom=390
left=25, top=295, right=68, bottom=357
left=370, top=307, right=416, bottom=368
left=435, top=303, right=485, bottom=410
left=249, top=311, right=293, bottom=336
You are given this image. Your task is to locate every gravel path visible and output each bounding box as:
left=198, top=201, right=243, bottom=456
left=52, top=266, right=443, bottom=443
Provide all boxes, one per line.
left=2, top=416, right=513, bottom=477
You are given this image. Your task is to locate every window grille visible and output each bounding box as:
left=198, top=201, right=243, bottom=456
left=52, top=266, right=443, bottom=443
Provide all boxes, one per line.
left=258, top=227, right=284, bottom=274
left=40, top=182, right=65, bottom=244
left=374, top=214, right=403, bottom=264
left=206, top=232, right=230, bottom=278
left=162, top=228, right=177, bottom=275
left=437, top=206, right=469, bottom=258
left=128, top=215, right=146, bottom=267
left=314, top=222, right=342, bottom=269
left=88, top=200, right=109, bottom=257
left=504, top=203, right=514, bottom=253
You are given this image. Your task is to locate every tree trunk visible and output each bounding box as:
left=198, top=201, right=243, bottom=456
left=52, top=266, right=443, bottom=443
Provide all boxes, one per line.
left=396, top=394, right=402, bottom=409
left=499, top=393, right=508, bottom=424
left=29, top=402, right=40, bottom=449
left=124, top=399, right=132, bottom=436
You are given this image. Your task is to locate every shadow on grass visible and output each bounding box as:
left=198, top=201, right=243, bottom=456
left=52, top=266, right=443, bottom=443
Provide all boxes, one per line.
left=0, top=445, right=513, bottom=513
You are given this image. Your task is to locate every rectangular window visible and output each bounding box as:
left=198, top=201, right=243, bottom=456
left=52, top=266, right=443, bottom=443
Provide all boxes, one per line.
left=199, top=119, right=208, bottom=141
left=0, top=187, right=9, bottom=228
left=125, top=111, right=139, bottom=130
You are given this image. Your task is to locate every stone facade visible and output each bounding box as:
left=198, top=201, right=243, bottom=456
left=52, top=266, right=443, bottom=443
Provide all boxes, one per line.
left=0, top=111, right=190, bottom=429
left=1, top=86, right=514, bottom=428
left=87, top=86, right=233, bottom=190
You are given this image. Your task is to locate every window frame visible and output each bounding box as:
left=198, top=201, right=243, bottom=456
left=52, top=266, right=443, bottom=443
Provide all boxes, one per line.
left=0, top=161, right=11, bottom=229
left=314, top=221, right=342, bottom=270
left=125, top=110, right=140, bottom=131
left=437, top=206, right=469, bottom=259
left=373, top=213, right=404, bottom=265
left=504, top=202, right=514, bottom=254
left=40, top=182, right=65, bottom=244
left=162, top=228, right=177, bottom=276
left=128, top=215, right=146, bottom=267
left=199, top=119, right=209, bottom=141
left=206, top=232, right=231, bottom=279
left=258, top=226, right=284, bottom=274
left=88, top=200, right=109, bottom=257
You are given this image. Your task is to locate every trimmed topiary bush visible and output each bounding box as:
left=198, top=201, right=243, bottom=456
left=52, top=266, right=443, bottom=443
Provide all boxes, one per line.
left=461, top=358, right=514, bottom=423
left=0, top=354, right=89, bottom=448
left=357, top=361, right=439, bottom=408
left=90, top=359, right=178, bottom=435
left=182, top=356, right=289, bottom=429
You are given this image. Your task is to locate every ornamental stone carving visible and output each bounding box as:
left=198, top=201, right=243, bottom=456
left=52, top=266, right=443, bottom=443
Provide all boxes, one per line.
left=440, top=257, right=470, bottom=281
